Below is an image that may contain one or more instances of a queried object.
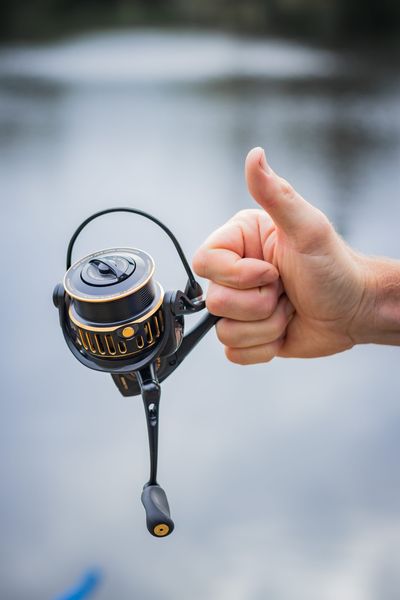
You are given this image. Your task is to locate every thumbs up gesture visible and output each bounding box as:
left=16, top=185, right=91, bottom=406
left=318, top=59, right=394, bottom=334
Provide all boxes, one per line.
left=193, top=147, right=376, bottom=363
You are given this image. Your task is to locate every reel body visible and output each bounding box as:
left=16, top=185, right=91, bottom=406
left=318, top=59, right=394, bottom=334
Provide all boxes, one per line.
left=62, top=247, right=183, bottom=374
left=53, top=209, right=218, bottom=537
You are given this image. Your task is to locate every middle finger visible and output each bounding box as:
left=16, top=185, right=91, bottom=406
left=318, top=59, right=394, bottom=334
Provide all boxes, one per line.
left=206, top=279, right=282, bottom=321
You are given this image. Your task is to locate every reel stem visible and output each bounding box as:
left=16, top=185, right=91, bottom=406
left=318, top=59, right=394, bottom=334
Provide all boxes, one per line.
left=136, top=364, right=174, bottom=537
left=136, top=365, right=160, bottom=485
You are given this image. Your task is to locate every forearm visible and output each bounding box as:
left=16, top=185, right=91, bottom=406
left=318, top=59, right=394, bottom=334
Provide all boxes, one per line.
left=354, top=256, right=400, bottom=346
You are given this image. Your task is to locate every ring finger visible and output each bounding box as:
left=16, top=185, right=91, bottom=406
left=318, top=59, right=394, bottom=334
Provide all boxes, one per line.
left=206, top=279, right=283, bottom=321
left=216, top=295, right=294, bottom=348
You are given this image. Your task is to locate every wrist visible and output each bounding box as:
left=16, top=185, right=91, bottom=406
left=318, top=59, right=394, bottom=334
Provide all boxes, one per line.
left=351, top=254, right=400, bottom=345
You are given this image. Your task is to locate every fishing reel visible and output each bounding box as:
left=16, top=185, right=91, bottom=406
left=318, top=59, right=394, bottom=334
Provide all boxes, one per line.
left=53, top=208, right=218, bottom=538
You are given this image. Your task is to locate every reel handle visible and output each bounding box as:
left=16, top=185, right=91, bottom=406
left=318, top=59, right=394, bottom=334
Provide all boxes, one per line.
left=141, top=485, right=174, bottom=537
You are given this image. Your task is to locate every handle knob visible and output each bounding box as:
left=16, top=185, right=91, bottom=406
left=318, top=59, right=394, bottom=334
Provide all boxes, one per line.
left=141, top=485, right=174, bottom=537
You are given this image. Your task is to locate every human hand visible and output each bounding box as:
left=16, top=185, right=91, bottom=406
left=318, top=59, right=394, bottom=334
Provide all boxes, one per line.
left=193, top=147, right=382, bottom=364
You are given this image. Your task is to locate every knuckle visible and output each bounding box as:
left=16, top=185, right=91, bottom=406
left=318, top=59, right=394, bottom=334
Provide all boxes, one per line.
left=261, top=346, right=276, bottom=363
left=268, top=338, right=283, bottom=360
left=314, top=210, right=333, bottom=237
left=232, top=209, right=256, bottom=222
left=279, top=178, right=295, bottom=200
left=224, top=343, right=279, bottom=365
left=258, top=289, right=278, bottom=319
left=254, top=343, right=278, bottom=364
left=206, top=285, right=226, bottom=316
left=233, top=209, right=250, bottom=220
left=192, top=249, right=207, bottom=278
left=305, top=209, right=334, bottom=248
left=230, top=209, right=265, bottom=231
left=225, top=347, right=248, bottom=365
left=216, top=320, right=237, bottom=346
left=271, top=311, right=288, bottom=339
left=229, top=266, right=242, bottom=290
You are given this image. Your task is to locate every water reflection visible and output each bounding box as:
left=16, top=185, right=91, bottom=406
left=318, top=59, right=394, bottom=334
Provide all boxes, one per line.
left=0, top=30, right=400, bottom=600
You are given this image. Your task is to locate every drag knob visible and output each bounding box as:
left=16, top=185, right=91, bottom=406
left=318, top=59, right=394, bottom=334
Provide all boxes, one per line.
left=141, top=485, right=174, bottom=537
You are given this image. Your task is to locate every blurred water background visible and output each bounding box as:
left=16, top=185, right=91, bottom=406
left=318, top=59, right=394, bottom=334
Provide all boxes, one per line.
left=1, top=15, right=400, bottom=600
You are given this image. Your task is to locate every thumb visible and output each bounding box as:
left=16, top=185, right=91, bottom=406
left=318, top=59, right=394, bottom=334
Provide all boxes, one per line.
left=245, top=147, right=332, bottom=253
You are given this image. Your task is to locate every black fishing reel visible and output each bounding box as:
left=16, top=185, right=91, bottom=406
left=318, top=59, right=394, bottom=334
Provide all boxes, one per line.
left=53, top=208, right=218, bottom=538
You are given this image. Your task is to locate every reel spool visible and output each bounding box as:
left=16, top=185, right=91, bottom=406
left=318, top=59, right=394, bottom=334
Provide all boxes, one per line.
left=53, top=208, right=218, bottom=537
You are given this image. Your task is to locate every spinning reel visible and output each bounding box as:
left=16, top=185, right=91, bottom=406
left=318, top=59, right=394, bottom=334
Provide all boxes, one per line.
left=53, top=208, right=218, bottom=537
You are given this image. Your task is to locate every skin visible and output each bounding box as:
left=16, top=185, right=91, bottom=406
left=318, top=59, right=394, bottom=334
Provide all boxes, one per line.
left=193, top=147, right=400, bottom=365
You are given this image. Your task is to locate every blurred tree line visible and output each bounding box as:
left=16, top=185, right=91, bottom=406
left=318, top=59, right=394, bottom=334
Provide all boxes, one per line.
left=1, top=0, right=399, bottom=42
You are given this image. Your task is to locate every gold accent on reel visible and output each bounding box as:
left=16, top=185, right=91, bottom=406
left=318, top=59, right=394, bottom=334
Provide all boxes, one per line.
left=71, top=308, right=165, bottom=359
left=122, top=326, right=135, bottom=338
left=67, top=290, right=164, bottom=332
left=153, top=524, right=170, bottom=537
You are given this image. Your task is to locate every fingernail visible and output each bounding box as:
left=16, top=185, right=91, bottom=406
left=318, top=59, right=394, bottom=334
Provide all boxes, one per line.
left=259, top=148, right=271, bottom=174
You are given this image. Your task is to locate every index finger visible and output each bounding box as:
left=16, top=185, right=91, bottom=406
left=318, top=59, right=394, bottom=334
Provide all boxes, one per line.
left=193, top=220, right=278, bottom=289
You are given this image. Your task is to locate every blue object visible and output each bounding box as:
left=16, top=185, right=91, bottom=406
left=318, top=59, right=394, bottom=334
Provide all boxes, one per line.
left=53, top=569, right=102, bottom=600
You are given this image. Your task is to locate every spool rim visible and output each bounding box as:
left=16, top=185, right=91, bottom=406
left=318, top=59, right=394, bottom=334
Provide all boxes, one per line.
left=63, top=247, right=155, bottom=303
